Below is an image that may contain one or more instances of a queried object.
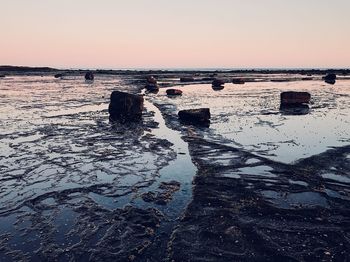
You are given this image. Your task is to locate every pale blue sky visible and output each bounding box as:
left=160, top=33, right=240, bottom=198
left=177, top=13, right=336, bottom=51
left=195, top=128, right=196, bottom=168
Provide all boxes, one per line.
left=1, top=0, right=349, bottom=68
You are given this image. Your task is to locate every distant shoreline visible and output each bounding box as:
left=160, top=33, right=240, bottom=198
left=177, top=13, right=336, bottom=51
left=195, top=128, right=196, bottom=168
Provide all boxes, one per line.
left=1, top=65, right=349, bottom=76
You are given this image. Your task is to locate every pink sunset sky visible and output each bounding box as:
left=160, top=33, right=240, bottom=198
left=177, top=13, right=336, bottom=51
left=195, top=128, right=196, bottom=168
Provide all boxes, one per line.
left=1, top=0, right=349, bottom=69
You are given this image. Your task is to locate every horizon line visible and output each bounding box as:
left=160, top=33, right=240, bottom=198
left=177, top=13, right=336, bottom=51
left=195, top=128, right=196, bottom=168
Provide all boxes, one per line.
left=1, top=65, right=350, bottom=71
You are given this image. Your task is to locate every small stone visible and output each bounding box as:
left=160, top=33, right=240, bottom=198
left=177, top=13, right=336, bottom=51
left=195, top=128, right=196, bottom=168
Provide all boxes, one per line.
left=323, top=73, right=336, bottom=81
left=166, top=89, right=183, bottom=96
left=145, top=83, right=159, bottom=92
left=54, top=73, right=63, bottom=78
left=145, top=76, right=159, bottom=92
left=280, top=91, right=311, bottom=105
left=212, top=79, right=225, bottom=87
left=178, top=108, right=211, bottom=126
left=85, top=71, right=94, bottom=80
left=146, top=76, right=157, bottom=85
left=180, top=77, right=195, bottom=82
left=323, top=73, right=336, bottom=84
left=232, top=78, right=245, bottom=84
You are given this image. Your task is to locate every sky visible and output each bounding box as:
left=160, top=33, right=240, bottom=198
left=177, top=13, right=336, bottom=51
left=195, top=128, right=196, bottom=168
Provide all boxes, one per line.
left=1, top=0, right=349, bottom=69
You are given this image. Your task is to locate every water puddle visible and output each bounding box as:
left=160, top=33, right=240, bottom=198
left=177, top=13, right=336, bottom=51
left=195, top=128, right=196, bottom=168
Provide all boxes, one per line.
left=237, top=165, right=276, bottom=178
left=322, top=173, right=350, bottom=184
left=152, top=80, right=350, bottom=163
left=139, top=100, right=197, bottom=218
left=261, top=190, right=329, bottom=209
left=90, top=100, right=197, bottom=219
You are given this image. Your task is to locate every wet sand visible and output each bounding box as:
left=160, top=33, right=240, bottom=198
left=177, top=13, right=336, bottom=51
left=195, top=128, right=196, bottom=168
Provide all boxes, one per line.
left=148, top=77, right=350, bottom=261
left=0, top=71, right=349, bottom=261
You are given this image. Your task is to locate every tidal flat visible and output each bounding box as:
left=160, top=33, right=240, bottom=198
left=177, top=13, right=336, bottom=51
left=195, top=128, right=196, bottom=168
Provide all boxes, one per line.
left=0, top=70, right=349, bottom=261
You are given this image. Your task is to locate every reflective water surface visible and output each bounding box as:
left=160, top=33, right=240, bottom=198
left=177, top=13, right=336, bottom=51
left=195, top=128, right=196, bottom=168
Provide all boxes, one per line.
left=155, top=80, right=350, bottom=163
left=1, top=75, right=349, bottom=261
left=152, top=78, right=350, bottom=261
left=0, top=75, right=196, bottom=261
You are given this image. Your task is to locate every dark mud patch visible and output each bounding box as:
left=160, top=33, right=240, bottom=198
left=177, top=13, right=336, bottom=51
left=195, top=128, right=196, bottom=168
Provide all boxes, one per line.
left=0, top=196, right=165, bottom=261
left=168, top=137, right=350, bottom=261
left=147, top=92, right=350, bottom=261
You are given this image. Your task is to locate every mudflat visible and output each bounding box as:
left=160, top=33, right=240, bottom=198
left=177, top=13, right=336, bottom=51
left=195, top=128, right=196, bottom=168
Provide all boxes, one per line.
left=0, top=69, right=349, bottom=261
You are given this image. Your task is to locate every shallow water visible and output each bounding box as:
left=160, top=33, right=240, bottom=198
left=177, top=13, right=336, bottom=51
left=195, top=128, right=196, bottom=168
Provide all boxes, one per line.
left=1, top=75, right=349, bottom=261
left=0, top=75, right=196, bottom=261
left=150, top=78, right=350, bottom=218
left=154, top=80, right=350, bottom=163
left=157, top=79, right=350, bottom=261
